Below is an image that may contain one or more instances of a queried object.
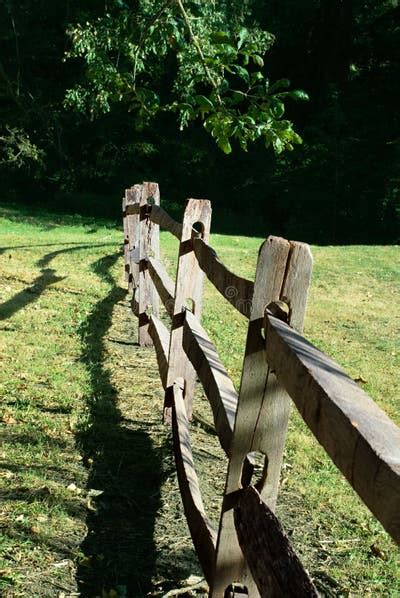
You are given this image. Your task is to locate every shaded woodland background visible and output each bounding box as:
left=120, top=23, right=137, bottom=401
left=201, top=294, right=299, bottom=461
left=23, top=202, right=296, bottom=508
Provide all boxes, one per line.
left=1, top=0, right=399, bottom=243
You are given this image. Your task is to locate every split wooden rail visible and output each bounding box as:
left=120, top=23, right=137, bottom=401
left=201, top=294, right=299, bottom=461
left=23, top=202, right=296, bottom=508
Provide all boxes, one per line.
left=122, top=182, right=400, bottom=597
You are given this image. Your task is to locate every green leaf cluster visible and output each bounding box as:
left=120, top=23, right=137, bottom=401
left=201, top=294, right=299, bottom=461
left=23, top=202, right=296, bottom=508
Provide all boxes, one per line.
left=65, top=0, right=308, bottom=154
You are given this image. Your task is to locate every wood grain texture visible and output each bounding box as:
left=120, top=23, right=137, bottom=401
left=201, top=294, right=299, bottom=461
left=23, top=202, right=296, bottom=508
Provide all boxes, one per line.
left=280, top=242, right=313, bottom=333
left=182, top=310, right=237, bottom=457
left=265, top=311, right=400, bottom=545
left=253, top=242, right=313, bottom=510
left=131, top=287, right=139, bottom=318
left=147, top=256, right=175, bottom=317
left=124, top=185, right=141, bottom=291
left=122, top=195, right=129, bottom=282
left=234, top=486, right=319, bottom=598
left=138, top=182, right=160, bottom=346
left=148, top=315, right=170, bottom=389
left=212, top=236, right=291, bottom=598
left=149, top=204, right=183, bottom=239
left=126, top=203, right=182, bottom=238
left=192, top=238, right=254, bottom=318
left=172, top=379, right=217, bottom=583
left=165, top=198, right=212, bottom=421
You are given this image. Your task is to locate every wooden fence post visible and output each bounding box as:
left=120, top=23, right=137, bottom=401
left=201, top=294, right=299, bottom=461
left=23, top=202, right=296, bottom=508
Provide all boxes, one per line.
left=138, top=182, right=160, bottom=346
left=123, top=185, right=141, bottom=291
left=211, top=237, right=312, bottom=597
left=122, top=194, right=129, bottom=283
left=165, top=198, right=212, bottom=421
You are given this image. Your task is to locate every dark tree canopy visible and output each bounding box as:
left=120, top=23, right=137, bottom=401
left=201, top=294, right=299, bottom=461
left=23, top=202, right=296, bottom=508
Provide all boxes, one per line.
left=0, top=0, right=399, bottom=243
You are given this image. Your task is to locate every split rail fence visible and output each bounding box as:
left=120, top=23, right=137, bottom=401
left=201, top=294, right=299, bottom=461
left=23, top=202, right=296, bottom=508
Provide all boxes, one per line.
left=122, top=182, right=400, bottom=597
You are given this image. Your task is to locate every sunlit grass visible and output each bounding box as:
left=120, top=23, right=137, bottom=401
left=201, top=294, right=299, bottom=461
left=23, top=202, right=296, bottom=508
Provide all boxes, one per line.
left=0, top=204, right=399, bottom=596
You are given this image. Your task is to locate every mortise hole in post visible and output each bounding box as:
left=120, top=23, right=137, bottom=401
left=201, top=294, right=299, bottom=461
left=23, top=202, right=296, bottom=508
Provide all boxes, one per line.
left=191, top=221, right=205, bottom=239
left=224, top=583, right=248, bottom=597
left=242, top=451, right=268, bottom=491
left=266, top=299, right=290, bottom=323
left=147, top=195, right=156, bottom=206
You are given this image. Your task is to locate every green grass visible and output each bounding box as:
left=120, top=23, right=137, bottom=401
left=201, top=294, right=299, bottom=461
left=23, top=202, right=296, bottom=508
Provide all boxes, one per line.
left=0, top=204, right=399, bottom=596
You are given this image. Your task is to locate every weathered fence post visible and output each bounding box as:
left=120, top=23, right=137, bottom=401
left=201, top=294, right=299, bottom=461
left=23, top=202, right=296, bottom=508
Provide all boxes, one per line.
left=211, top=237, right=312, bottom=597
left=165, top=198, right=212, bottom=421
left=122, top=194, right=129, bottom=283
left=138, top=182, right=160, bottom=346
left=123, top=185, right=141, bottom=291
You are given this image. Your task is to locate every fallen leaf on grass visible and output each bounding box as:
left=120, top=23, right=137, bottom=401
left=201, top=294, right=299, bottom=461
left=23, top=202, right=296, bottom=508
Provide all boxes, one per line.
left=2, top=414, right=17, bottom=425
left=52, top=559, right=72, bottom=568
left=87, top=488, right=104, bottom=497
left=354, top=375, right=367, bottom=384
left=37, top=515, right=48, bottom=522
left=185, top=575, right=204, bottom=585
left=67, top=483, right=82, bottom=494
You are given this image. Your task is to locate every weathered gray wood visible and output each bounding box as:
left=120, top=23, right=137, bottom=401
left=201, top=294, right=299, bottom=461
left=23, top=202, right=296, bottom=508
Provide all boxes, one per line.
left=234, top=486, right=319, bottom=598
left=183, top=310, right=237, bottom=457
left=149, top=204, right=183, bottom=239
left=148, top=315, right=170, bottom=389
left=172, top=379, right=217, bottom=583
left=131, top=287, right=139, bottom=317
left=280, top=242, right=314, bottom=332
left=192, top=238, right=254, bottom=318
left=147, top=256, right=175, bottom=317
left=212, top=236, right=291, bottom=598
left=122, top=195, right=129, bottom=282
left=253, top=242, right=313, bottom=510
left=165, top=198, right=212, bottom=421
left=265, top=311, right=400, bottom=545
left=124, top=185, right=141, bottom=291
left=138, top=182, right=160, bottom=346
left=126, top=203, right=182, bottom=239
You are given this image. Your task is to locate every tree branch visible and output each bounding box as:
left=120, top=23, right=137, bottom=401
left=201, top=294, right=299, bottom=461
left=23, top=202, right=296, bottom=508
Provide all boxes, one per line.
left=175, top=0, right=222, bottom=105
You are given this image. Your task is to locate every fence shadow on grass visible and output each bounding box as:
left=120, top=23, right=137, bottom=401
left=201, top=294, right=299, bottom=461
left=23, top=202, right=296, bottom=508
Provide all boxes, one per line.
left=76, top=252, right=164, bottom=597
left=0, top=268, right=64, bottom=321
left=0, top=242, right=115, bottom=322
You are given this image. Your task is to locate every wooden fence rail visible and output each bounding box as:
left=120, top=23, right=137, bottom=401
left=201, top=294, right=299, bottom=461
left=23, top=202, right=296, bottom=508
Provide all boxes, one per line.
left=122, top=183, right=400, bottom=597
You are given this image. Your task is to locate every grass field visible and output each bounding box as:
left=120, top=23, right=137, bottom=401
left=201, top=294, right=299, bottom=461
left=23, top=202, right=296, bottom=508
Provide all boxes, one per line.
left=0, top=203, right=399, bottom=597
